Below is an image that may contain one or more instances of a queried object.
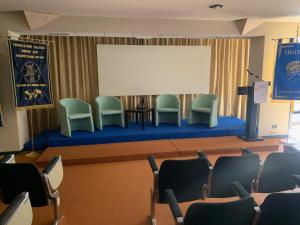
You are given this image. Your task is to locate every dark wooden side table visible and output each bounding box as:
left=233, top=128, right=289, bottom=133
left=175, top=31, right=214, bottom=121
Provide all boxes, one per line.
left=125, top=108, right=155, bottom=130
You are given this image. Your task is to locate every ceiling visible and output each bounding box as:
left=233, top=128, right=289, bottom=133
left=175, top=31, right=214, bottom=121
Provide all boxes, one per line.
left=1, top=0, right=300, bottom=21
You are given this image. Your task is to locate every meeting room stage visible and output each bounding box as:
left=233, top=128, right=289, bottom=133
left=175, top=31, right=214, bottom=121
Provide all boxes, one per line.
left=26, top=116, right=246, bottom=150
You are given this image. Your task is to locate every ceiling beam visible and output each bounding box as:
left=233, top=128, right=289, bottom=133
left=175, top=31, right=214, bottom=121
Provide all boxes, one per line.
left=23, top=10, right=61, bottom=30
left=235, top=18, right=264, bottom=35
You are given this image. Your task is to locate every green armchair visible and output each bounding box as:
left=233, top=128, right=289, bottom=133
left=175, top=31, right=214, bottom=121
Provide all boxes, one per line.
left=188, top=94, right=219, bottom=127
left=155, top=94, right=181, bottom=127
left=59, top=98, right=94, bottom=137
left=96, top=96, right=125, bottom=130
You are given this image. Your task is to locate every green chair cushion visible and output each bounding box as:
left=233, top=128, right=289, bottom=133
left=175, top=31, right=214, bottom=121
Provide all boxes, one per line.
left=157, top=108, right=179, bottom=113
left=191, top=107, right=211, bottom=113
left=69, top=113, right=91, bottom=120
left=101, top=110, right=123, bottom=115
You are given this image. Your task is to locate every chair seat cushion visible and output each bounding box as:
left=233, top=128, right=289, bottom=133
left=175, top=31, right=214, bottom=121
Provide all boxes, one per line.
left=157, top=108, right=179, bottom=113
left=101, top=109, right=122, bottom=115
left=191, top=107, right=211, bottom=113
left=69, top=113, right=91, bottom=120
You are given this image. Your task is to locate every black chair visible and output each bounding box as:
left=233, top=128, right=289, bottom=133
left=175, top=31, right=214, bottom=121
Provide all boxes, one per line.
left=283, top=144, right=299, bottom=153
left=254, top=151, right=300, bottom=193
left=0, top=192, right=32, bottom=225
left=233, top=181, right=300, bottom=225
left=147, top=152, right=211, bottom=225
left=0, top=154, right=15, bottom=163
left=204, top=149, right=260, bottom=197
left=165, top=188, right=256, bottom=225
left=293, top=175, right=300, bottom=187
left=0, top=156, right=63, bottom=225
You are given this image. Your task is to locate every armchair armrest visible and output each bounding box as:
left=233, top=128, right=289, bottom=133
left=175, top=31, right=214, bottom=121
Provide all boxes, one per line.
left=0, top=154, right=15, bottom=163
left=232, top=181, right=251, bottom=199
left=147, top=155, right=159, bottom=174
left=197, top=151, right=213, bottom=168
left=198, top=151, right=213, bottom=198
left=42, top=156, right=63, bottom=192
left=241, top=148, right=254, bottom=156
left=164, top=189, right=184, bottom=224
left=76, top=100, right=92, bottom=114
left=111, top=97, right=123, bottom=110
left=293, top=175, right=300, bottom=187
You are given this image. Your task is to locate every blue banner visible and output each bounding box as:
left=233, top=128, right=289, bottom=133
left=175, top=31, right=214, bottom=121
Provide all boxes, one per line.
left=273, top=42, right=300, bottom=100
left=9, top=40, right=53, bottom=109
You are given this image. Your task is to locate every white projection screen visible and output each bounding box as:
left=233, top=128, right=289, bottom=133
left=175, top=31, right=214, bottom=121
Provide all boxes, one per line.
left=97, top=45, right=211, bottom=96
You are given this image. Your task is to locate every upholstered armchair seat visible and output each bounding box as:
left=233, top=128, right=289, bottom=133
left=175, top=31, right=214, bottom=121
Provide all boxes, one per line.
left=189, top=94, right=219, bottom=128
left=59, top=98, right=94, bottom=137
left=157, top=108, right=179, bottom=113
left=96, top=96, right=125, bottom=130
left=101, top=109, right=123, bottom=115
left=68, top=113, right=91, bottom=120
left=191, top=107, right=211, bottom=113
left=155, top=94, right=181, bottom=127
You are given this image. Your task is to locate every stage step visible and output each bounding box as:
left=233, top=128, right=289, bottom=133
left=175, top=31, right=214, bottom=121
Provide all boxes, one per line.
left=36, top=136, right=281, bottom=167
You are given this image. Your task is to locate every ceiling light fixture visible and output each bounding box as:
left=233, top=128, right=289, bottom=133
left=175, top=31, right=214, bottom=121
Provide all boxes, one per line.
left=209, top=4, right=224, bottom=9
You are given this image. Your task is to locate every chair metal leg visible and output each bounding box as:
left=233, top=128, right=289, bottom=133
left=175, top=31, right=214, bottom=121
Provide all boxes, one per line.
left=52, top=195, right=63, bottom=225
left=149, top=189, right=157, bottom=225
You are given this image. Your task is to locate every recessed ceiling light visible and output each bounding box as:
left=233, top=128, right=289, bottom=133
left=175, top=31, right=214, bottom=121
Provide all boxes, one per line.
left=209, top=4, right=224, bottom=9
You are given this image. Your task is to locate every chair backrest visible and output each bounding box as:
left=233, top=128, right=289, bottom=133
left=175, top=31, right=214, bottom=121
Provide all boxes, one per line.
left=184, top=197, right=255, bottom=225
left=96, top=96, right=122, bottom=110
left=283, top=144, right=299, bottom=153
left=258, top=152, right=300, bottom=193
left=0, top=154, right=15, bottom=163
left=192, top=94, right=218, bottom=108
left=155, top=94, right=179, bottom=109
left=158, top=157, right=210, bottom=203
left=211, top=154, right=260, bottom=197
left=257, top=192, right=300, bottom=225
left=0, top=163, right=48, bottom=207
left=59, top=98, right=88, bottom=114
left=0, top=192, right=33, bottom=225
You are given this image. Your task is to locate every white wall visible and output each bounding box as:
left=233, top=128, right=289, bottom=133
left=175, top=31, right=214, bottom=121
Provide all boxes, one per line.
left=0, top=12, right=29, bottom=152
left=248, top=22, right=298, bottom=136
left=32, top=15, right=240, bottom=37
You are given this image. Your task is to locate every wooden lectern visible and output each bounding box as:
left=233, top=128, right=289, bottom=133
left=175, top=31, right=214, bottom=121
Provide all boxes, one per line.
left=237, top=82, right=270, bottom=142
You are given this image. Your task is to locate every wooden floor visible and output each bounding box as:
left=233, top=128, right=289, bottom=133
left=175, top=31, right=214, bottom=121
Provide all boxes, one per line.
left=0, top=139, right=283, bottom=225
left=36, top=136, right=281, bottom=166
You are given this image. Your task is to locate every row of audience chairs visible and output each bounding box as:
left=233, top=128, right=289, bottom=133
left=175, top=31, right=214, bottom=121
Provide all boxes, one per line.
left=148, top=148, right=300, bottom=225
left=165, top=180, right=300, bottom=225
left=0, top=154, right=64, bottom=225
left=59, top=94, right=219, bottom=136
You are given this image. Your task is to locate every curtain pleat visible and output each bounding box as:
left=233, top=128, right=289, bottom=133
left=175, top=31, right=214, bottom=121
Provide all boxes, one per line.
left=25, top=35, right=250, bottom=135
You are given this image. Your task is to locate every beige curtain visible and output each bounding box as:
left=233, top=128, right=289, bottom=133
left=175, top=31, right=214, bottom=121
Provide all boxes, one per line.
left=25, top=36, right=249, bottom=135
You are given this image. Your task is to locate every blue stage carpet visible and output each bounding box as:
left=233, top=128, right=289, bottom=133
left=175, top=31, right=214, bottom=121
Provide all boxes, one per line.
left=25, top=117, right=245, bottom=150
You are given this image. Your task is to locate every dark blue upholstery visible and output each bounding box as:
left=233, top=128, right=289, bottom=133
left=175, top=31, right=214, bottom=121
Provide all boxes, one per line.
left=184, top=197, right=256, bottom=225
left=211, top=154, right=260, bottom=197
left=258, top=152, right=300, bottom=193
left=158, top=157, right=210, bottom=203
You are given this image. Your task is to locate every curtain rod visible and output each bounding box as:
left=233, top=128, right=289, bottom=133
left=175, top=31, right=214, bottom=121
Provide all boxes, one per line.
left=0, top=35, right=53, bottom=43
left=272, top=37, right=299, bottom=41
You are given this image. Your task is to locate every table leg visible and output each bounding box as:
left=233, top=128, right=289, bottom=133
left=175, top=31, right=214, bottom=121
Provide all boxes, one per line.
left=125, top=111, right=128, bottom=128
left=135, top=112, right=138, bottom=124
left=142, top=112, right=145, bottom=130
left=152, top=109, right=155, bottom=126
